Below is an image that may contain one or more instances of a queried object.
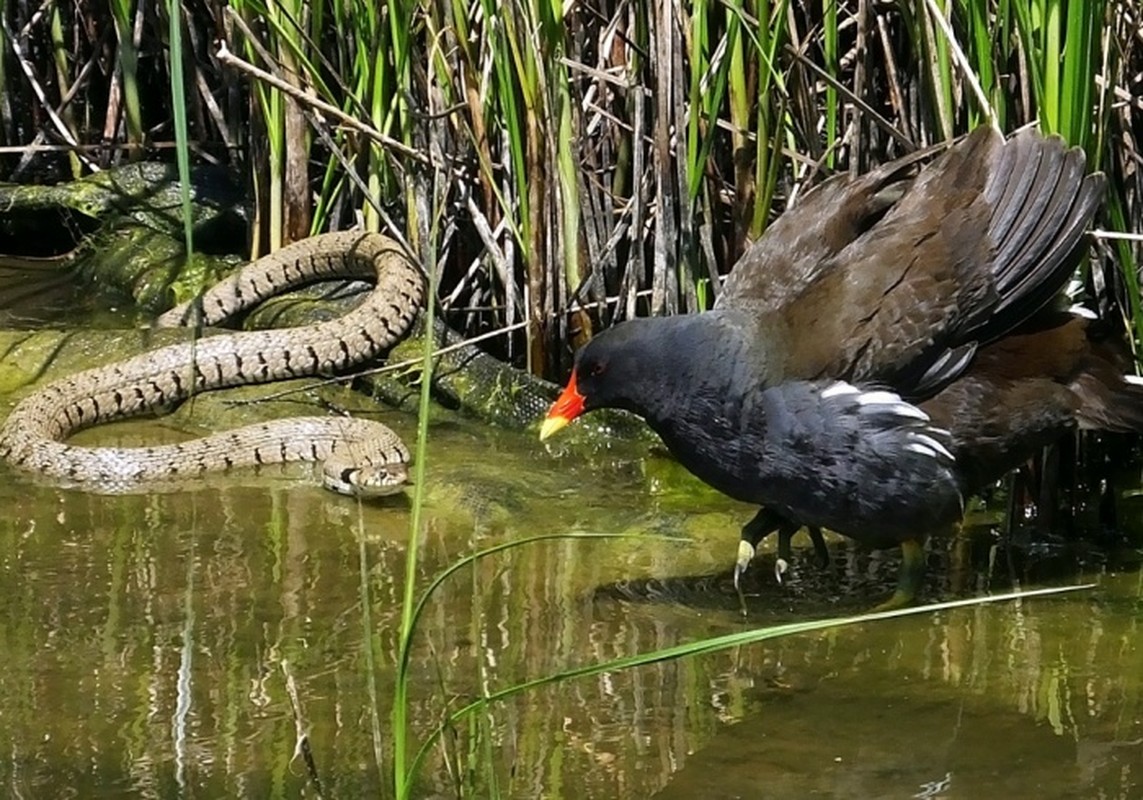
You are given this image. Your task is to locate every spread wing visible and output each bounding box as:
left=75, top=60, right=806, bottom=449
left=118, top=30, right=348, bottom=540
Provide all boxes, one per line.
left=717, top=143, right=937, bottom=314
left=720, top=127, right=1104, bottom=398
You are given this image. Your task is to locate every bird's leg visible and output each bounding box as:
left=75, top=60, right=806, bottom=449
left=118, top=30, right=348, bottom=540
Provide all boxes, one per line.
left=872, top=538, right=927, bottom=612
left=735, top=508, right=780, bottom=587
left=807, top=526, right=829, bottom=570
left=774, top=522, right=800, bottom=582
left=775, top=525, right=830, bottom=582
left=735, top=508, right=782, bottom=614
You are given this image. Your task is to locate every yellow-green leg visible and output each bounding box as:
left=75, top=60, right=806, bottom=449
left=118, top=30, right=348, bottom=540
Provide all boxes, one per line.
left=872, top=538, right=926, bottom=612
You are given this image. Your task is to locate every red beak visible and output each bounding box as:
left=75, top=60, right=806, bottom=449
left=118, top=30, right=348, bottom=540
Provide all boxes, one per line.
left=539, top=368, right=585, bottom=440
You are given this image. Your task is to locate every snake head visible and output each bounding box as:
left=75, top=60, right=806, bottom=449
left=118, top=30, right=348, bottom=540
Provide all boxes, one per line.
left=323, top=461, right=409, bottom=497
left=321, top=429, right=411, bottom=497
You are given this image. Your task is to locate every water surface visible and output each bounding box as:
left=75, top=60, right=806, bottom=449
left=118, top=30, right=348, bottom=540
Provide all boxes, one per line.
left=1, top=379, right=1141, bottom=798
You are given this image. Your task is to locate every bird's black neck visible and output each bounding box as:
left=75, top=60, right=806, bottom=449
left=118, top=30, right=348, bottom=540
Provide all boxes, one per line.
left=624, top=313, right=772, bottom=503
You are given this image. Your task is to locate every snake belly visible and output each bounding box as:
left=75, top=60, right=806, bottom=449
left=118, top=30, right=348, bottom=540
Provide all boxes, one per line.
left=0, top=231, right=424, bottom=495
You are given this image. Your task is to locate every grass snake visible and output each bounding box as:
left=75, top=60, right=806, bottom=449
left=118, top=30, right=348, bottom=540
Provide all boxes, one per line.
left=0, top=231, right=423, bottom=495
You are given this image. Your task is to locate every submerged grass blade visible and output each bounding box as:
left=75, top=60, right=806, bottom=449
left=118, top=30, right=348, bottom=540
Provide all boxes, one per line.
left=357, top=501, right=387, bottom=778
left=404, top=582, right=1094, bottom=791
left=392, top=528, right=667, bottom=799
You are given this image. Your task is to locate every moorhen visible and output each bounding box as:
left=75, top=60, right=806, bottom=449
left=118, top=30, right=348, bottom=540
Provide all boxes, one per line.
left=540, top=126, right=1139, bottom=609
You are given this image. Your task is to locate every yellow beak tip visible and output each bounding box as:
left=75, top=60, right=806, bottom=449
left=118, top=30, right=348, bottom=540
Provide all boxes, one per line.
left=539, top=416, right=570, bottom=441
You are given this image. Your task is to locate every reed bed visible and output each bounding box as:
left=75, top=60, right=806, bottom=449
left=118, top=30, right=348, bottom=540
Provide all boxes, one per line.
left=0, top=1, right=1138, bottom=370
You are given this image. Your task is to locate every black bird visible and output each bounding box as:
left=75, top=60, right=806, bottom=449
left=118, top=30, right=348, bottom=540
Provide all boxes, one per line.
left=541, top=126, right=1135, bottom=609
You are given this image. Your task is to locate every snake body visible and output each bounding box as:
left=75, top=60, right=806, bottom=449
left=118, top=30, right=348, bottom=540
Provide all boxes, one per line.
left=0, top=231, right=424, bottom=495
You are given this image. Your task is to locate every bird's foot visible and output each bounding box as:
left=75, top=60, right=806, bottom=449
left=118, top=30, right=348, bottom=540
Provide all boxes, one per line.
left=734, top=540, right=756, bottom=587
left=734, top=540, right=756, bottom=616
left=869, top=589, right=915, bottom=613
left=773, top=557, right=789, bottom=584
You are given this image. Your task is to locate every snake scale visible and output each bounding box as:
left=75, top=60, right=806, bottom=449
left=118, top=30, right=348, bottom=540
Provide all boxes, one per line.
left=0, top=231, right=424, bottom=495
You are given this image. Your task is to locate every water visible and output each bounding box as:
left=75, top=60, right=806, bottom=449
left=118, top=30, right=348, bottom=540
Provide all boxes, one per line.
left=1, top=393, right=1142, bottom=798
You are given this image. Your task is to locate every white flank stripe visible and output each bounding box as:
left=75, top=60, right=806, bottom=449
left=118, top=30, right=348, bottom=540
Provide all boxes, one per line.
left=906, top=442, right=939, bottom=458
left=909, top=433, right=954, bottom=461
left=857, top=393, right=929, bottom=421
left=821, top=381, right=858, bottom=399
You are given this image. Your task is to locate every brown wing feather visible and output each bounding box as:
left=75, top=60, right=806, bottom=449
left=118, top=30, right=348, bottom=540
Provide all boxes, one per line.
left=716, top=142, right=945, bottom=314
left=722, top=127, right=1102, bottom=395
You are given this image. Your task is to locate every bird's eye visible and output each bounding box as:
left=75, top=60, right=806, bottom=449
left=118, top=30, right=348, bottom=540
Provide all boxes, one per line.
left=589, top=361, right=606, bottom=377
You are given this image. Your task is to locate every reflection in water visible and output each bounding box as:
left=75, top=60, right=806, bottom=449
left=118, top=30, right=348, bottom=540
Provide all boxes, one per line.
left=0, top=414, right=1140, bottom=798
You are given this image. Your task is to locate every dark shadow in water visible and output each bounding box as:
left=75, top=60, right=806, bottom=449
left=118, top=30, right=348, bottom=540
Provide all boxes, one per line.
left=593, top=512, right=1143, bottom=621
